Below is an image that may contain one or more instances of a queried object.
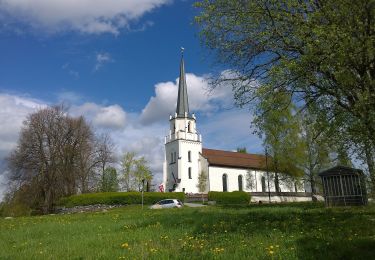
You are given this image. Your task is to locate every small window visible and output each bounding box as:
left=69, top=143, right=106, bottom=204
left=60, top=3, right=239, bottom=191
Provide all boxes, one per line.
left=188, top=167, right=192, bottom=179
left=238, top=175, right=243, bottom=191
left=188, top=151, right=191, bottom=162
left=222, top=174, right=228, bottom=192
left=188, top=122, right=191, bottom=132
left=171, top=153, right=173, bottom=163
left=174, top=152, right=177, bottom=162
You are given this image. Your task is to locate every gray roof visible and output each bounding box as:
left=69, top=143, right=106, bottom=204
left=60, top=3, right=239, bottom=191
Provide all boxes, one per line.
left=176, top=55, right=189, bottom=117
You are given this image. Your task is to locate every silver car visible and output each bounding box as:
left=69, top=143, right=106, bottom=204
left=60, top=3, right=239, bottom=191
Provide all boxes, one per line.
left=150, top=199, right=183, bottom=209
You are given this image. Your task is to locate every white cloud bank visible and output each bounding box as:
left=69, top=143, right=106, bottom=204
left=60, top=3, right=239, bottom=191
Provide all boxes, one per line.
left=0, top=0, right=171, bottom=34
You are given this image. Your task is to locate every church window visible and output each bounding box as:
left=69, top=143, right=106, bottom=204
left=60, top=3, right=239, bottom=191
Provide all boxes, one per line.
left=238, top=175, right=243, bottom=191
left=188, top=151, right=191, bottom=162
left=222, top=174, right=228, bottom=192
left=188, top=122, right=191, bottom=132
left=188, top=167, right=192, bottom=179
left=171, top=153, right=173, bottom=163
left=174, top=152, right=177, bottom=162
left=261, top=176, right=266, bottom=192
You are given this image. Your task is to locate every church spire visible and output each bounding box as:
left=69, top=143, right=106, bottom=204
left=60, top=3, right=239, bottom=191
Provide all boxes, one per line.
left=176, top=48, right=189, bottom=117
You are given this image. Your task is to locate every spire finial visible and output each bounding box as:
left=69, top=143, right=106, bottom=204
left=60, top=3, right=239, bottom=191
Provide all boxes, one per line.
left=181, top=47, right=185, bottom=56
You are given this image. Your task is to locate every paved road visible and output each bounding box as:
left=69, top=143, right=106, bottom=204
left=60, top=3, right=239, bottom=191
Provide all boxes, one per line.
left=184, top=203, right=207, bottom=207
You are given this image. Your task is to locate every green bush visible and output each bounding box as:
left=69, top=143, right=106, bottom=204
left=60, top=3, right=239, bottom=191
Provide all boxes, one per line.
left=58, top=192, right=185, bottom=208
left=208, top=191, right=250, bottom=205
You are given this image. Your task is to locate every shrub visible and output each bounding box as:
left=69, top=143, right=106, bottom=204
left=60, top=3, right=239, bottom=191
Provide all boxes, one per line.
left=58, top=192, right=185, bottom=208
left=208, top=191, right=250, bottom=205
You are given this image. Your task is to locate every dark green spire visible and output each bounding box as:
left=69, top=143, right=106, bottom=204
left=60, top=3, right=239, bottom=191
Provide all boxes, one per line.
left=176, top=50, right=189, bottom=117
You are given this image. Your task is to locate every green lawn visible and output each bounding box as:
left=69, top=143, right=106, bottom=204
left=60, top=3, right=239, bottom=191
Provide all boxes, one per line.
left=1, top=203, right=375, bottom=259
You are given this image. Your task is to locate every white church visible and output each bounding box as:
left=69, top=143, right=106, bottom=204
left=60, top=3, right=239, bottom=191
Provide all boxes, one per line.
left=162, top=54, right=310, bottom=202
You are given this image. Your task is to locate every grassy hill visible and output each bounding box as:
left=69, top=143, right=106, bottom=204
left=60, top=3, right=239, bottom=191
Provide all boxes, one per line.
left=1, top=203, right=375, bottom=259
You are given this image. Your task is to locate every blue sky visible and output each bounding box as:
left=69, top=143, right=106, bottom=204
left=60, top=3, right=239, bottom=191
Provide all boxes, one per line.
left=0, top=0, right=262, bottom=194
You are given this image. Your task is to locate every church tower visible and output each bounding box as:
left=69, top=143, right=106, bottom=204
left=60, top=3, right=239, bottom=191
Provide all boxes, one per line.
left=163, top=51, right=202, bottom=193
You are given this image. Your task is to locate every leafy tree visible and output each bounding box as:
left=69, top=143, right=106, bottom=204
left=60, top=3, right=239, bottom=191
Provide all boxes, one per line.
left=245, top=170, right=256, bottom=191
left=100, top=167, right=119, bottom=192
left=195, top=0, right=375, bottom=190
left=300, top=109, right=333, bottom=196
left=197, top=170, right=208, bottom=203
left=236, top=147, right=247, bottom=153
left=253, top=86, right=305, bottom=191
left=120, top=152, right=152, bottom=191
left=134, top=157, right=152, bottom=192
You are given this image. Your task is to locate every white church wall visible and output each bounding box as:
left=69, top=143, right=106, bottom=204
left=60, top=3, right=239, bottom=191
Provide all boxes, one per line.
left=208, top=166, right=305, bottom=193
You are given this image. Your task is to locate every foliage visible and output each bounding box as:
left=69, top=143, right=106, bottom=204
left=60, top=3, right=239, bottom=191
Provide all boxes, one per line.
left=197, top=170, right=208, bottom=193
left=58, top=192, right=185, bottom=208
left=245, top=170, right=256, bottom=191
left=236, top=147, right=247, bottom=153
left=1, top=203, right=375, bottom=259
left=195, top=0, right=375, bottom=191
left=208, top=191, right=250, bottom=205
left=253, top=86, right=305, bottom=191
left=100, top=167, right=119, bottom=192
left=121, top=152, right=153, bottom=192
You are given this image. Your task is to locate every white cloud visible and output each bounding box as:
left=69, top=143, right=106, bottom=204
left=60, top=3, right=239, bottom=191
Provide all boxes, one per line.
left=0, top=0, right=171, bottom=34
left=0, top=94, right=46, bottom=158
left=94, top=52, right=113, bottom=71
left=70, top=103, right=127, bottom=130
left=140, top=73, right=234, bottom=125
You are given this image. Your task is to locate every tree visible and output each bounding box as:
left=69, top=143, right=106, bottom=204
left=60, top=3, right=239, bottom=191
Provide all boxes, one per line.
left=134, top=157, right=152, bottom=192
left=253, top=87, right=305, bottom=192
left=120, top=152, right=152, bottom=191
left=195, top=0, right=375, bottom=190
left=100, top=167, right=119, bottom=192
left=300, top=109, right=333, bottom=197
left=7, top=106, right=96, bottom=213
left=197, top=170, right=208, bottom=203
left=121, top=152, right=137, bottom=191
left=245, top=170, right=256, bottom=191
left=236, top=147, right=247, bottom=153
left=96, top=133, right=116, bottom=189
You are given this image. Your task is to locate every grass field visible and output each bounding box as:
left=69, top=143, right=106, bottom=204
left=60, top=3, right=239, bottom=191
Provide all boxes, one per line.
left=1, top=203, right=375, bottom=259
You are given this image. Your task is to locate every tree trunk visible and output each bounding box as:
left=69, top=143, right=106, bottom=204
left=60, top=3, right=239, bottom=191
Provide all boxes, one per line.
left=364, top=144, right=375, bottom=197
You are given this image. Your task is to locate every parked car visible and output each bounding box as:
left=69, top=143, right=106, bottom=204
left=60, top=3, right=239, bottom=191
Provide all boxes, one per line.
left=150, top=199, right=183, bottom=209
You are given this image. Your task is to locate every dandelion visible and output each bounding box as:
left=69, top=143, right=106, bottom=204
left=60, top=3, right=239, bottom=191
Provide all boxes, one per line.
left=269, top=250, right=274, bottom=255
left=121, top=243, right=129, bottom=249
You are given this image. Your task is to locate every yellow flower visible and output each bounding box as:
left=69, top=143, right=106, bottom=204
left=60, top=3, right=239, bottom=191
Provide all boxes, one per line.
left=121, top=243, right=129, bottom=249
left=269, top=250, right=274, bottom=254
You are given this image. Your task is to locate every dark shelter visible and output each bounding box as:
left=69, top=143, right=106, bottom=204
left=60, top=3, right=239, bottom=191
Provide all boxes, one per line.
left=319, top=166, right=367, bottom=206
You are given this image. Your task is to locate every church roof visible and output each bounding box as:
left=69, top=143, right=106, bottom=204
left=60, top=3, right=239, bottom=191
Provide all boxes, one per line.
left=176, top=53, right=189, bottom=117
left=202, top=148, right=269, bottom=170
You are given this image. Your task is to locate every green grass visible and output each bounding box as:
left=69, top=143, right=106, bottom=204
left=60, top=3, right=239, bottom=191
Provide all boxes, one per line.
left=1, top=203, right=375, bottom=259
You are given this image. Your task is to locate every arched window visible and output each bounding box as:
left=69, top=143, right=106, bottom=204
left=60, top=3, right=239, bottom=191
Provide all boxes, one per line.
left=261, top=176, right=266, bottom=192
left=238, top=175, right=243, bottom=191
left=188, top=151, right=191, bottom=162
left=188, top=122, right=191, bottom=132
left=188, top=167, right=192, bottom=179
left=222, top=174, right=228, bottom=192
